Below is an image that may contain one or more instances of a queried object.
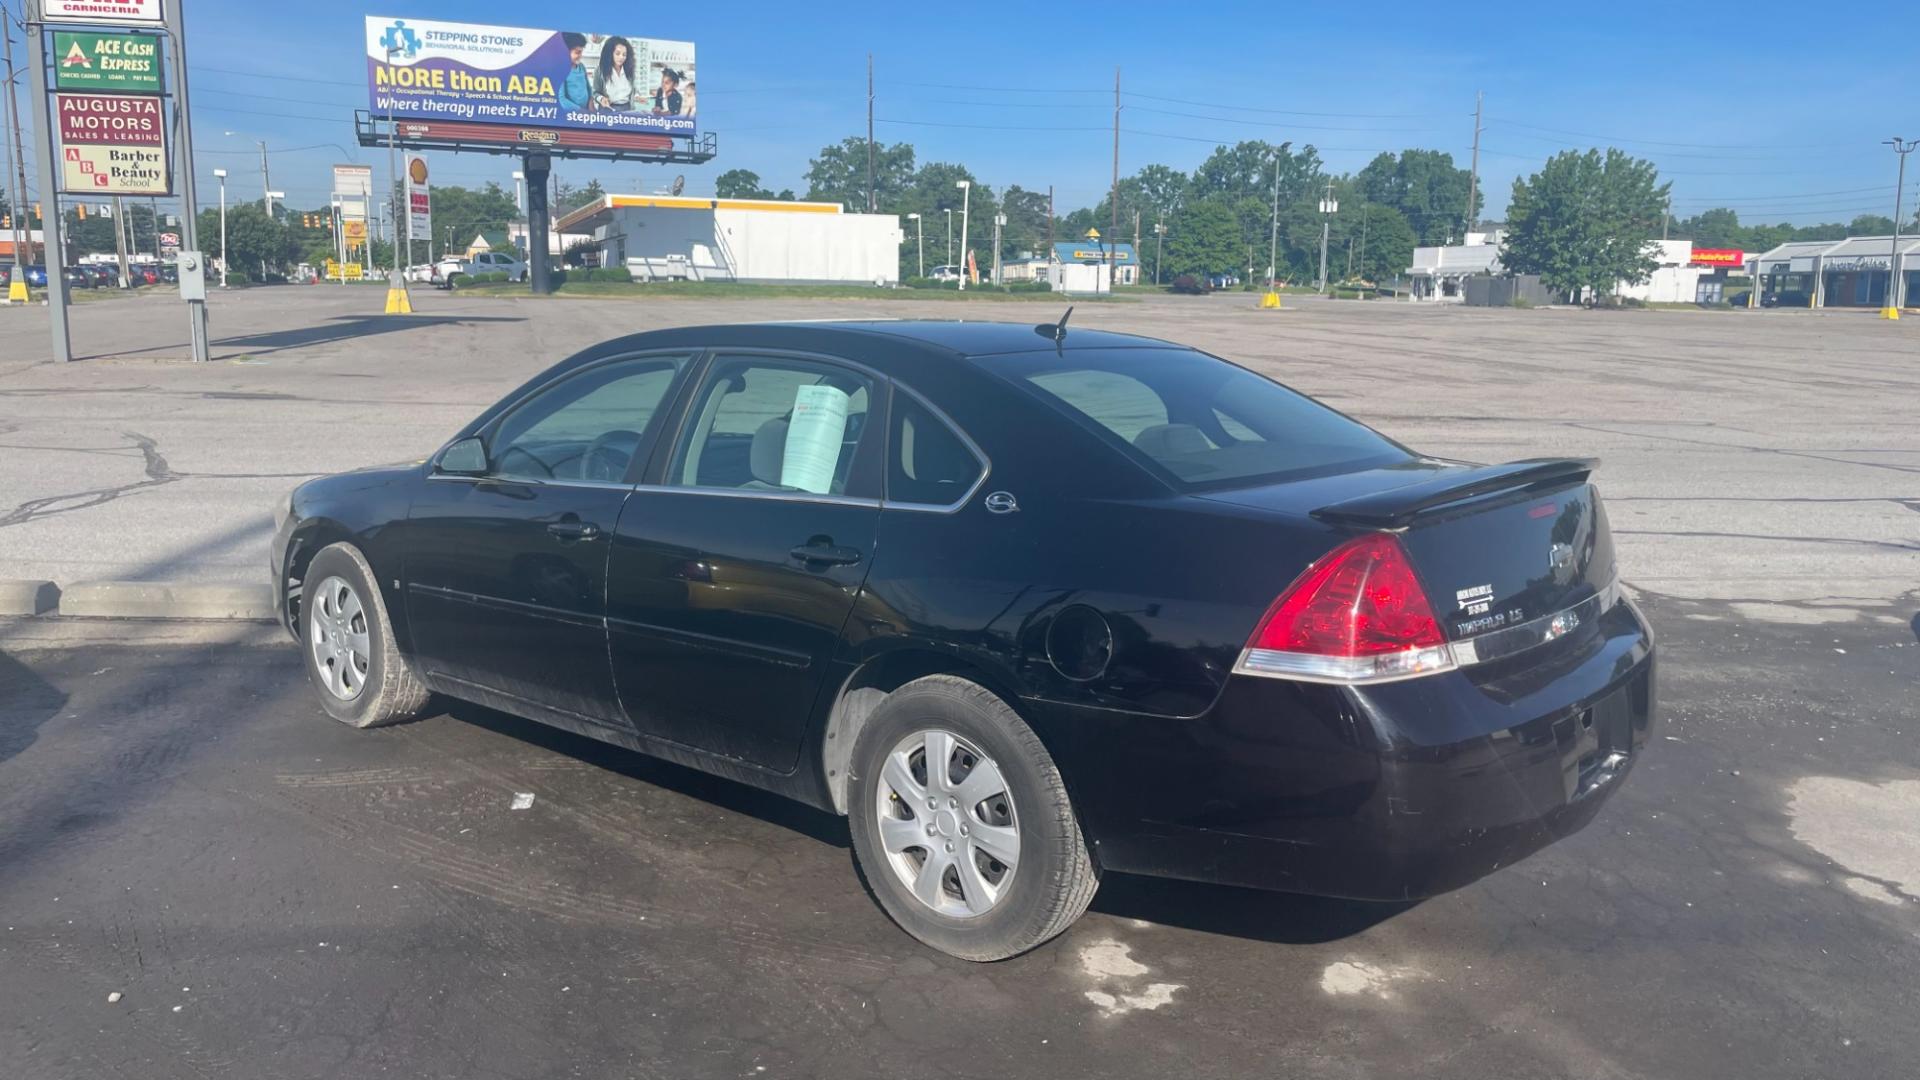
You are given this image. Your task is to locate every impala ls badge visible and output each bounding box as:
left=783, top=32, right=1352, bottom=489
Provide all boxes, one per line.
left=984, top=491, right=1020, bottom=515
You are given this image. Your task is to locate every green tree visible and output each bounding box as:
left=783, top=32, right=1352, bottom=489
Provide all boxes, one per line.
left=1164, top=198, right=1241, bottom=280
left=804, top=136, right=915, bottom=211
left=1356, top=149, right=1480, bottom=244
left=1671, top=207, right=1745, bottom=248
left=1848, top=213, right=1895, bottom=236
left=428, top=183, right=522, bottom=256
left=195, top=202, right=296, bottom=276
left=1342, top=203, right=1417, bottom=284
left=1000, top=185, right=1053, bottom=257
left=716, top=169, right=779, bottom=199
left=1501, top=148, right=1671, bottom=300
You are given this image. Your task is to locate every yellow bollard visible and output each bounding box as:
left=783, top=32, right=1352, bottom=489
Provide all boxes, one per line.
left=1259, top=290, right=1282, bottom=309
left=383, top=271, right=413, bottom=315
left=1882, top=306, right=1901, bottom=320
left=6, top=279, right=26, bottom=304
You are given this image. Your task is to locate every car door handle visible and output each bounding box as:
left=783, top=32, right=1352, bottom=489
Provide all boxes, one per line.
left=547, top=519, right=602, bottom=541
left=789, top=543, right=863, bottom=566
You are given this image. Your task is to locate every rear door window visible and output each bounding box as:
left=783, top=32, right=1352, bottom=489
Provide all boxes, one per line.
left=667, top=356, right=877, bottom=496
left=1001, top=348, right=1408, bottom=489
left=886, top=392, right=984, bottom=507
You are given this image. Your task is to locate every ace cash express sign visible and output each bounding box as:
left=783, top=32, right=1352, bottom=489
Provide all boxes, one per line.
left=55, top=92, right=169, bottom=195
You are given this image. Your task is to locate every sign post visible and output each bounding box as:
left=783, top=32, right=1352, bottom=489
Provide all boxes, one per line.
left=162, top=0, right=209, bottom=362
left=26, top=0, right=74, bottom=362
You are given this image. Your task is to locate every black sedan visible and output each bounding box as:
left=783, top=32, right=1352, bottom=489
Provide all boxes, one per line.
left=271, top=319, right=1654, bottom=960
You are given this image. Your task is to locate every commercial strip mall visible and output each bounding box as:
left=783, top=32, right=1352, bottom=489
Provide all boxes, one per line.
left=1407, top=230, right=1918, bottom=308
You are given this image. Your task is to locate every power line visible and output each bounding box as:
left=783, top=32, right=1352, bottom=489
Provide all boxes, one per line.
left=1124, top=104, right=1440, bottom=134
left=1486, top=117, right=1854, bottom=152
left=876, top=118, right=1107, bottom=133
left=1123, top=91, right=1437, bottom=120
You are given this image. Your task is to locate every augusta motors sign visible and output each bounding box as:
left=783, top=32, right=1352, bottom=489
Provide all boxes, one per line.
left=41, top=0, right=165, bottom=26
left=54, top=93, right=168, bottom=195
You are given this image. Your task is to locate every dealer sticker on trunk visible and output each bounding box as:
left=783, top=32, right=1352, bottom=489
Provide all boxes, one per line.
left=1456, top=584, right=1494, bottom=616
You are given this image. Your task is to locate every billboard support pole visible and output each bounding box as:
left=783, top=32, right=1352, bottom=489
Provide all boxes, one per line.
left=25, top=2, right=71, bottom=361
left=163, top=0, right=211, bottom=362
left=525, top=150, right=551, bottom=295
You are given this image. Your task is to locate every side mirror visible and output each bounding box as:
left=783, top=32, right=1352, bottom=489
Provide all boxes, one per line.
left=434, top=436, right=488, bottom=476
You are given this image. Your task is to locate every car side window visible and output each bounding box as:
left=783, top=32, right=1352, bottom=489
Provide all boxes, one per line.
left=669, top=356, right=875, bottom=496
left=887, top=392, right=984, bottom=507
left=488, top=355, right=689, bottom=483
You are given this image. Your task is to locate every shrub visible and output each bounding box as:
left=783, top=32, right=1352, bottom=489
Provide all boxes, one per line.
left=549, top=269, right=569, bottom=286
left=1509, top=296, right=1535, bottom=309
left=446, top=272, right=469, bottom=289
left=1169, top=274, right=1209, bottom=295
left=590, top=267, right=632, bottom=283
left=223, top=271, right=250, bottom=286
left=902, top=276, right=959, bottom=289
left=1007, top=280, right=1051, bottom=293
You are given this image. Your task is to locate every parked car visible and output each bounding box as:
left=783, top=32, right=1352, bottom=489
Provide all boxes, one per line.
left=159, top=263, right=179, bottom=285
left=271, top=319, right=1653, bottom=961
left=62, top=266, right=95, bottom=289
left=430, top=257, right=472, bottom=288
left=469, top=251, right=527, bottom=281
left=22, top=265, right=49, bottom=288
left=130, top=264, right=159, bottom=286
left=0, top=264, right=11, bottom=289
left=404, top=264, right=436, bottom=284
left=85, top=264, right=117, bottom=287
left=1208, top=273, right=1239, bottom=290
left=928, top=265, right=963, bottom=282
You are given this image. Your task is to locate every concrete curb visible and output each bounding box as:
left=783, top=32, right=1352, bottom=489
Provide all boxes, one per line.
left=39, top=581, right=278, bottom=621
left=0, top=579, right=60, bottom=616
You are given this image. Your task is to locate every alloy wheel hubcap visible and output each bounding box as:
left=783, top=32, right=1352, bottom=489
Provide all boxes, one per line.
left=308, top=575, right=371, bottom=701
left=874, top=729, right=1020, bottom=919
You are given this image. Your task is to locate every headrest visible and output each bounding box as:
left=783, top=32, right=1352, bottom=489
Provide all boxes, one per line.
left=750, top=417, right=790, bottom=485
left=1132, top=423, right=1211, bottom=459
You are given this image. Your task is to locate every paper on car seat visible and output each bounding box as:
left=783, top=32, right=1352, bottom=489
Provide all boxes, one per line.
left=780, top=385, right=851, bottom=494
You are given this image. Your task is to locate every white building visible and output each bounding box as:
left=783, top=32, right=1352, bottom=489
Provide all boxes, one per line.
left=1408, top=233, right=1719, bottom=304
left=553, top=195, right=903, bottom=285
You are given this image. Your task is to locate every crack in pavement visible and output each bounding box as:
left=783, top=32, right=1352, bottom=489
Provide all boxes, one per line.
left=0, top=431, right=178, bottom=529
left=1568, top=422, right=1920, bottom=476
left=1613, top=529, right=1920, bottom=553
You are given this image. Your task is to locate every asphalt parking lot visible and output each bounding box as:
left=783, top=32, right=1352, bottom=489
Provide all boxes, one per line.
left=3, top=288, right=1919, bottom=1078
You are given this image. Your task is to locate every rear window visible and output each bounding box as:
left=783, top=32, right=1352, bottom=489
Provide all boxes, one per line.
left=1003, top=348, right=1408, bottom=490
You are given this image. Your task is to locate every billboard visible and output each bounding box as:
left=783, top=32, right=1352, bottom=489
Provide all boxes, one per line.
left=41, top=0, right=165, bottom=26
left=364, top=16, right=695, bottom=148
left=54, top=31, right=162, bottom=93
left=54, top=92, right=168, bottom=195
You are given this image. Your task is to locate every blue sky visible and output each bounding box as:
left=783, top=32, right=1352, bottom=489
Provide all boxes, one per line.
left=10, top=0, right=1916, bottom=225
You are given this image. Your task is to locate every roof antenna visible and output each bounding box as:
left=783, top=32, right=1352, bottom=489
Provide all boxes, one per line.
left=1036, top=306, right=1073, bottom=343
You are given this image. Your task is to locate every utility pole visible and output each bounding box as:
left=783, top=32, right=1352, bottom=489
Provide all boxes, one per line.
left=1108, top=67, right=1120, bottom=292
left=991, top=212, right=1003, bottom=284
left=1317, top=180, right=1338, bottom=294
left=1047, top=185, right=1054, bottom=251
left=1884, top=137, right=1915, bottom=319
left=865, top=54, right=875, bottom=213
left=1153, top=216, right=1165, bottom=285
left=258, top=141, right=272, bottom=217
left=3, top=0, right=32, bottom=299
left=24, top=0, right=71, bottom=359
left=1464, top=91, right=1483, bottom=242
left=111, top=196, right=128, bottom=286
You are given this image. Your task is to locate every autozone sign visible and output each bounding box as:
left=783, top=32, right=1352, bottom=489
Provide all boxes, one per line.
left=41, top=0, right=165, bottom=26
left=54, top=92, right=168, bottom=194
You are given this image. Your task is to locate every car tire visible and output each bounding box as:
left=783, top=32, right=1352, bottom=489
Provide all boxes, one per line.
left=846, top=675, right=1098, bottom=961
left=300, top=543, right=431, bottom=729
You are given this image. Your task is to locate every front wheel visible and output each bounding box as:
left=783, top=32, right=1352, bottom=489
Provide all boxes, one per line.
left=847, top=676, right=1098, bottom=961
left=300, top=543, right=431, bottom=729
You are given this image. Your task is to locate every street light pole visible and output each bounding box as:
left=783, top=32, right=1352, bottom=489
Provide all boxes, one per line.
left=907, top=212, right=922, bottom=278
left=1883, top=137, right=1916, bottom=319
left=955, top=180, right=971, bottom=291
left=1317, top=181, right=1338, bottom=294
left=944, top=208, right=953, bottom=270
left=213, top=169, right=228, bottom=287
left=1153, top=217, right=1166, bottom=286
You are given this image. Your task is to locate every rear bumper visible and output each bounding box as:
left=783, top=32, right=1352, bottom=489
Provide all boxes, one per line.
left=1055, top=597, right=1655, bottom=900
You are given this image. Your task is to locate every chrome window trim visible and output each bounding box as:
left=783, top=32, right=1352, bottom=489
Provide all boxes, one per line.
left=425, top=474, right=636, bottom=493
left=1232, top=578, right=1620, bottom=686
left=629, top=483, right=880, bottom=509
left=879, top=381, right=992, bottom=515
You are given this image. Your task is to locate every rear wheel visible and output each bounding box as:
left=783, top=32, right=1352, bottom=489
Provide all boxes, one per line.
left=847, top=676, right=1098, bottom=961
left=300, top=543, right=431, bottom=729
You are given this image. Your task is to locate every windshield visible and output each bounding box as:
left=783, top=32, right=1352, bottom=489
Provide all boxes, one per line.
left=998, top=347, right=1410, bottom=490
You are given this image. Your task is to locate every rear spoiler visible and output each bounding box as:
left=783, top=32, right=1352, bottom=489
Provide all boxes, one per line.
left=1310, top=458, right=1597, bottom=529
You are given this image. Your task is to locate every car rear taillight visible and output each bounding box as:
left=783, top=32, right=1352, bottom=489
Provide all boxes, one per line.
left=1235, top=532, right=1456, bottom=684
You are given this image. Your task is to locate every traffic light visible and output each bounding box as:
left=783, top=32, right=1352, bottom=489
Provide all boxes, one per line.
left=76, top=204, right=87, bottom=220
left=1, top=214, right=9, bottom=228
